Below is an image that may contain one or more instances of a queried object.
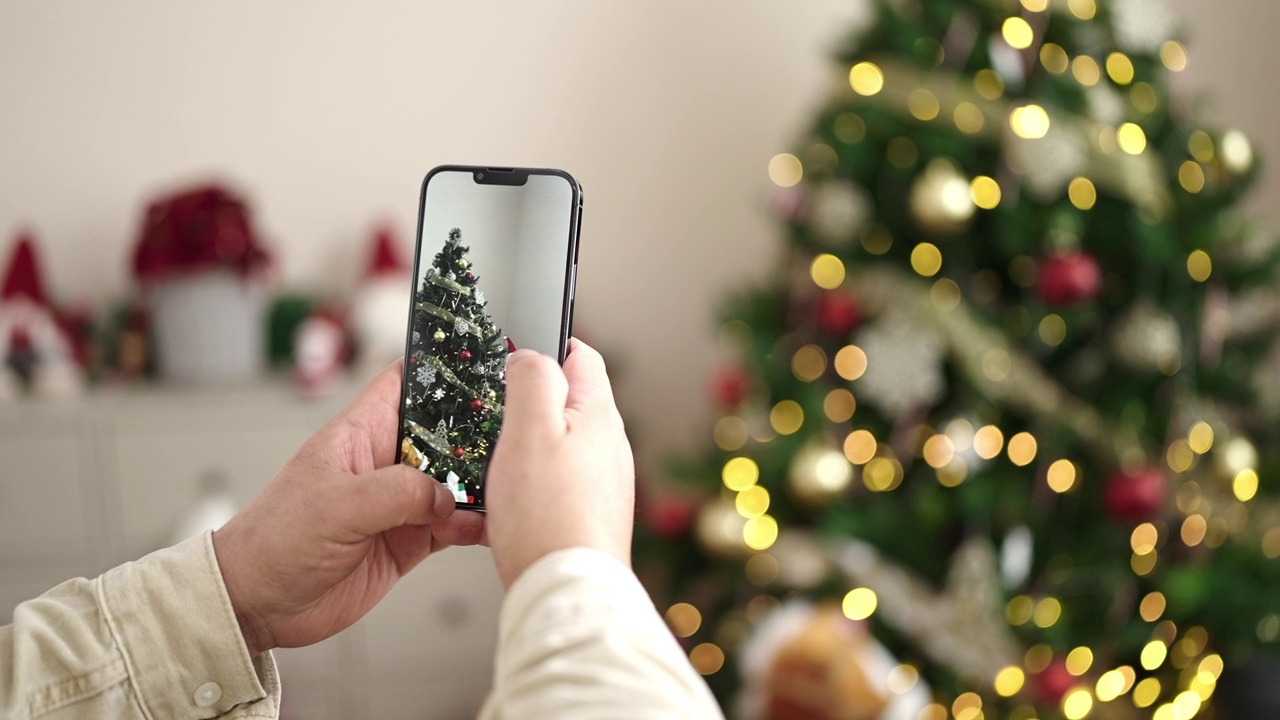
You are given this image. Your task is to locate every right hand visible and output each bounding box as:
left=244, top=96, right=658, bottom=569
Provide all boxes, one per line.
left=485, top=338, right=635, bottom=588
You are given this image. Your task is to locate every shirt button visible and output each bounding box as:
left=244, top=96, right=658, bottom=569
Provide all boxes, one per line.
left=194, top=682, right=223, bottom=707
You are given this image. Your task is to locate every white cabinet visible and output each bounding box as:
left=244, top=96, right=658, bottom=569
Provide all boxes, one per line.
left=0, top=381, right=501, bottom=719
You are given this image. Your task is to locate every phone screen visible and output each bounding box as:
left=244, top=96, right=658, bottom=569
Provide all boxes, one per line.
left=398, top=167, right=580, bottom=510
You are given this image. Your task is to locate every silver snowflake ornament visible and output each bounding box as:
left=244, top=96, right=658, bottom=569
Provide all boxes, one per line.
left=415, top=365, right=436, bottom=387
left=855, top=310, right=946, bottom=416
left=455, top=318, right=471, bottom=335
left=433, top=388, right=446, bottom=401
left=475, top=290, right=485, bottom=305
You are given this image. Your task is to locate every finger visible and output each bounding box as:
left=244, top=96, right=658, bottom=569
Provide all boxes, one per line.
left=382, top=524, right=436, bottom=576
left=429, top=510, right=487, bottom=548
left=336, top=465, right=455, bottom=540
left=501, top=349, right=568, bottom=433
left=336, top=359, right=406, bottom=465
left=562, top=338, right=617, bottom=413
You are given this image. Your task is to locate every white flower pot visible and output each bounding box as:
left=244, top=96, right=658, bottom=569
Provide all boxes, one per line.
left=149, top=270, right=265, bottom=384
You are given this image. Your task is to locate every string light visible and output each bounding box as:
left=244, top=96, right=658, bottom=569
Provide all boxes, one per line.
left=736, top=485, right=770, bottom=518
left=1062, top=689, right=1093, bottom=719
left=1142, top=640, right=1169, bottom=670
left=768, top=153, right=803, bottom=187
left=1066, top=646, right=1094, bottom=675
left=953, top=692, right=982, bottom=720
left=931, top=278, right=961, bottom=311
left=909, top=88, right=941, bottom=121
left=744, top=553, right=778, bottom=586
left=1047, top=459, right=1077, bottom=493
left=974, top=425, right=1004, bottom=459
left=1067, top=0, right=1097, bottom=20
left=982, top=348, right=1012, bottom=382
left=1221, top=130, right=1254, bottom=172
left=1233, top=468, right=1259, bottom=502
left=1041, top=43, right=1070, bottom=74
left=1186, top=250, right=1212, bottom=282
left=1003, top=17, right=1035, bottom=49
left=994, top=666, right=1026, bottom=697
left=713, top=416, right=749, bottom=451
left=792, top=344, right=828, bottom=381
left=1072, top=55, right=1102, bottom=86
left=835, top=345, right=868, bottom=380
left=1131, top=83, right=1159, bottom=113
left=887, top=664, right=920, bottom=694
left=1107, top=52, right=1135, bottom=84
left=1132, top=551, right=1157, bottom=576
left=1006, top=595, right=1034, bottom=625
left=863, top=455, right=904, bottom=491
left=975, top=69, right=1005, bottom=100
left=1011, top=104, right=1051, bottom=139
left=844, top=429, right=877, bottom=464
left=1096, top=668, right=1134, bottom=701
left=862, top=224, right=893, bottom=255
left=887, top=137, right=920, bottom=168
left=1039, top=314, right=1067, bottom=346
left=1026, top=644, right=1054, bottom=673
left=743, top=514, right=779, bottom=550
left=849, top=61, right=885, bottom=96
left=1021, top=0, right=1048, bottom=10
left=842, top=587, right=878, bottom=620
left=1161, top=41, right=1189, bottom=72
left=954, top=102, right=986, bottom=134
left=665, top=603, right=702, bottom=637
left=1033, top=596, right=1062, bottom=628
left=834, top=112, right=867, bottom=144
left=722, top=457, right=760, bottom=491
left=1188, top=131, right=1215, bottom=163
left=911, top=243, right=943, bottom=277
left=810, top=253, right=846, bottom=289
left=1141, top=592, right=1167, bottom=622
left=971, top=176, right=1002, bottom=209
left=1131, top=522, right=1159, bottom=554
left=1134, top=678, right=1162, bottom=707
left=923, top=434, right=956, bottom=468
left=770, top=400, right=804, bottom=435
left=824, top=388, right=856, bottom=423
left=1179, top=161, right=1206, bottom=193
left=1068, top=177, right=1097, bottom=210
left=1167, top=439, right=1196, bottom=473
left=1118, top=123, right=1148, bottom=154
left=690, top=642, right=725, bottom=675
left=1008, top=432, right=1038, bottom=466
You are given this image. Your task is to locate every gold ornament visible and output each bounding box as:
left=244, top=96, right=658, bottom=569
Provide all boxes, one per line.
left=788, top=442, right=855, bottom=505
left=433, top=329, right=446, bottom=343
left=400, top=437, right=425, bottom=469
left=696, top=499, right=748, bottom=557
left=909, top=160, right=975, bottom=234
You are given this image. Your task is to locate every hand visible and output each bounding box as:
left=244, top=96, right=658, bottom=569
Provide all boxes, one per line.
left=212, top=362, right=486, bottom=656
left=485, top=338, right=636, bottom=588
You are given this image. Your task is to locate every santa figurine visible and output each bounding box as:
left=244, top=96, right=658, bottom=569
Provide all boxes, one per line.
left=292, top=307, right=350, bottom=397
left=0, top=231, right=86, bottom=401
left=350, top=223, right=411, bottom=377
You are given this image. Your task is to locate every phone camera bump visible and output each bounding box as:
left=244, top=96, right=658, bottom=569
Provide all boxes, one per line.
left=475, top=171, right=485, bottom=182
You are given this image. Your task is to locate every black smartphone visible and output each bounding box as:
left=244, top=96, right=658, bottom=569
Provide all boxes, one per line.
left=396, top=165, right=582, bottom=512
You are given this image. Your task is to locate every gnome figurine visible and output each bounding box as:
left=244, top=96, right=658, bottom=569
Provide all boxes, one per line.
left=0, top=231, right=86, bottom=400
left=350, top=223, right=410, bottom=377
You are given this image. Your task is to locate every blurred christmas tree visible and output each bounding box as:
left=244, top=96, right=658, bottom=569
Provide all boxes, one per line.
left=400, top=228, right=509, bottom=506
left=637, top=0, right=1280, bottom=718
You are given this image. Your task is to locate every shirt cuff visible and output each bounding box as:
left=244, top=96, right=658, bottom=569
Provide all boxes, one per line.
left=98, top=532, right=280, bottom=719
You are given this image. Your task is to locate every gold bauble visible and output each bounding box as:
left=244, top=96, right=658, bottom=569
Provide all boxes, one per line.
left=788, top=443, right=855, bottom=505
left=696, top=499, right=748, bottom=557
left=909, top=160, right=976, bottom=234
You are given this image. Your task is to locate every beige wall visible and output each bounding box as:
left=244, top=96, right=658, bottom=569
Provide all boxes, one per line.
left=1, top=0, right=1276, bottom=471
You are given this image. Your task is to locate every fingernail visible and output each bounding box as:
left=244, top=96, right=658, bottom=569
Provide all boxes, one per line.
left=433, top=484, right=456, bottom=516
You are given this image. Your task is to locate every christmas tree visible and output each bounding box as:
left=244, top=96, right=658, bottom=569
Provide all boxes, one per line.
left=400, top=228, right=509, bottom=506
left=638, top=1, right=1280, bottom=718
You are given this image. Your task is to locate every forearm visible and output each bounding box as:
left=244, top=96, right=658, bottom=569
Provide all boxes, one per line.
left=481, top=548, right=723, bottom=720
left=1, top=533, right=280, bottom=720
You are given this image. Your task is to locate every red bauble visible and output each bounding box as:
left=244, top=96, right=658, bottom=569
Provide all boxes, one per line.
left=452, top=446, right=465, bottom=458
left=1037, top=252, right=1102, bottom=306
left=646, top=495, right=697, bottom=538
left=710, top=365, right=752, bottom=407
left=1034, top=659, right=1075, bottom=704
left=506, top=337, right=516, bottom=353
left=815, top=291, right=862, bottom=338
left=1104, top=467, right=1168, bottom=523
left=459, top=349, right=472, bottom=361
left=469, top=398, right=483, bottom=411
left=465, top=272, right=474, bottom=281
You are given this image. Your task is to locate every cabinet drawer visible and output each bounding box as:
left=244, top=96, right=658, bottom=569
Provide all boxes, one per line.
left=0, top=432, right=92, bottom=553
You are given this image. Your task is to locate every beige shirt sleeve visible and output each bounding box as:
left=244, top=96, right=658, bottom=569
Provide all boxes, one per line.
left=0, top=532, right=279, bottom=720
left=480, top=548, right=724, bottom=720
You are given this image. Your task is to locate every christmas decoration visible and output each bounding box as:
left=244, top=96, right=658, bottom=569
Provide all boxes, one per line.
left=0, top=231, right=86, bottom=400
left=400, top=228, right=507, bottom=505
left=292, top=308, right=350, bottom=397
left=814, top=291, right=861, bottom=338
left=132, top=184, right=270, bottom=384
left=736, top=601, right=930, bottom=720
left=710, top=365, right=752, bottom=407
left=644, top=493, right=699, bottom=539
left=637, top=1, right=1280, bottom=715
left=1104, top=467, right=1168, bottom=523
left=351, top=223, right=411, bottom=375
left=1037, top=251, right=1101, bottom=306
left=908, top=160, right=974, bottom=234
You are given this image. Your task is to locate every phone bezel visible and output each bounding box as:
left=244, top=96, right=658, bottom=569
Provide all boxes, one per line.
left=395, top=164, right=583, bottom=513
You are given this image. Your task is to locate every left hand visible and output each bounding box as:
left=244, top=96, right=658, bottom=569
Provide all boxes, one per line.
left=213, top=361, right=485, bottom=656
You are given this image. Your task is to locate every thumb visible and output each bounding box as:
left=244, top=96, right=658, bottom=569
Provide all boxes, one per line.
left=501, top=350, right=568, bottom=436
left=334, top=464, right=456, bottom=540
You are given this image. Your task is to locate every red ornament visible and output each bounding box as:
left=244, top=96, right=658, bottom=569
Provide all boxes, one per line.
left=459, top=349, right=472, bottom=361
left=646, top=495, right=697, bottom=538
left=815, top=291, right=862, bottom=338
left=1104, top=467, right=1168, bottom=523
left=506, top=337, right=516, bottom=353
left=365, top=224, right=407, bottom=279
left=470, top=398, right=483, bottom=411
left=465, top=272, right=474, bottom=281
left=1037, top=251, right=1102, bottom=306
left=1034, top=659, right=1075, bottom=704
left=452, top=446, right=465, bottom=458
left=710, top=365, right=752, bottom=407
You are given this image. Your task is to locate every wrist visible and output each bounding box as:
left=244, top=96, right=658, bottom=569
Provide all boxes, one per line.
left=212, top=525, right=273, bottom=657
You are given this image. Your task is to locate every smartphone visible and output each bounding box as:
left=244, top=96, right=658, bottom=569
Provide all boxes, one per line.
left=396, top=165, right=582, bottom=512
